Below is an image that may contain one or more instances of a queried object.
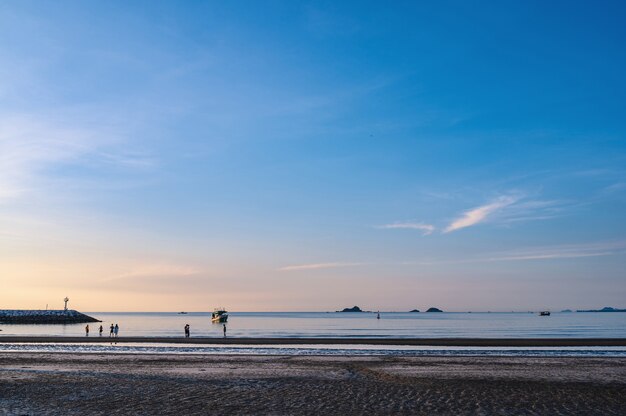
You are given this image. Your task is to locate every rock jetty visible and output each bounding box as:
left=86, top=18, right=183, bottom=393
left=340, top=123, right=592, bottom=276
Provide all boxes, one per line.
left=0, top=310, right=100, bottom=324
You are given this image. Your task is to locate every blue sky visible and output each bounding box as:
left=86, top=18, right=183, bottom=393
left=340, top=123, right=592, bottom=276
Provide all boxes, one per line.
left=1, top=1, right=625, bottom=311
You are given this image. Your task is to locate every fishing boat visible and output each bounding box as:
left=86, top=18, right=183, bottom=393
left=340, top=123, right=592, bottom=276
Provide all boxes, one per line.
left=539, top=311, right=551, bottom=316
left=211, top=308, right=228, bottom=323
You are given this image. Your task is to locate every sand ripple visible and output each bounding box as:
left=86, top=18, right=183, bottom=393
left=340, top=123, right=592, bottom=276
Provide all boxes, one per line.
left=1, top=353, right=625, bottom=415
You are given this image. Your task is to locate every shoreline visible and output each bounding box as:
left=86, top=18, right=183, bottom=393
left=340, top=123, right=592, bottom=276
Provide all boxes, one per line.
left=0, top=336, right=625, bottom=346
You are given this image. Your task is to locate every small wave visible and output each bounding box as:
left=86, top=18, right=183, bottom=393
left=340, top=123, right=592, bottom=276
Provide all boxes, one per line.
left=1, top=343, right=625, bottom=357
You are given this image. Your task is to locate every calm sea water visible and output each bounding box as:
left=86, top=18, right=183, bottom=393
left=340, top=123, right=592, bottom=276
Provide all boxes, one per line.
left=1, top=311, right=625, bottom=339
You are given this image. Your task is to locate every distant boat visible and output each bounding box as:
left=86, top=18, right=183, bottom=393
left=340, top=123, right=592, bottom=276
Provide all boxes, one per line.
left=178, top=312, right=188, bottom=314
left=539, top=311, right=551, bottom=316
left=211, top=308, right=228, bottom=323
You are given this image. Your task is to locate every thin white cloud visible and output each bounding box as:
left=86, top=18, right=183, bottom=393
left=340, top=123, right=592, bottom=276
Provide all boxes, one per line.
left=296, top=242, right=625, bottom=270
left=0, top=113, right=153, bottom=205
left=0, top=115, right=93, bottom=202
left=444, top=195, right=518, bottom=233
left=279, top=262, right=364, bottom=271
left=378, top=222, right=435, bottom=235
left=488, top=241, right=626, bottom=262
left=488, top=252, right=614, bottom=261
left=603, top=182, right=626, bottom=193
left=403, top=241, right=626, bottom=265
left=103, top=264, right=200, bottom=281
left=495, top=199, right=570, bottom=223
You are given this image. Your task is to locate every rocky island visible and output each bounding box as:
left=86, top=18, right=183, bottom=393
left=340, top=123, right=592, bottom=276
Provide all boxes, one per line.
left=0, top=310, right=100, bottom=324
left=577, top=306, right=626, bottom=313
left=426, top=307, right=443, bottom=313
left=338, top=306, right=363, bottom=312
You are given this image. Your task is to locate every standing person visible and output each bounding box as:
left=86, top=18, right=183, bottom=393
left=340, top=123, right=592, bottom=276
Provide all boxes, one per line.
left=223, top=323, right=226, bottom=338
left=85, top=324, right=89, bottom=336
left=184, top=324, right=190, bottom=338
left=114, top=323, right=119, bottom=338
left=99, top=325, right=103, bottom=337
left=109, top=324, right=114, bottom=337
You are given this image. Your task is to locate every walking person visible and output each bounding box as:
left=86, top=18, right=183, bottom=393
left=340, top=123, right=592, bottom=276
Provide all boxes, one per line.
left=109, top=323, right=114, bottom=337
left=223, top=323, right=226, bottom=338
left=114, top=323, right=119, bottom=338
left=99, top=325, right=103, bottom=337
left=85, top=324, right=89, bottom=337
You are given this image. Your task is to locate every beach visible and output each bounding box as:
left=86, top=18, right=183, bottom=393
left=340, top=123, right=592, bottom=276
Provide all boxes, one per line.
left=1, top=352, right=625, bottom=415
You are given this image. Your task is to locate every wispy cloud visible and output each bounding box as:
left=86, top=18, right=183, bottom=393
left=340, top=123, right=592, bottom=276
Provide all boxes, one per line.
left=444, top=195, right=518, bottom=233
left=404, top=241, right=626, bottom=265
left=280, top=240, right=625, bottom=273
left=603, top=182, right=626, bottom=194
left=487, top=241, right=626, bottom=262
left=0, top=115, right=94, bottom=202
left=377, top=222, right=435, bottom=235
left=279, top=262, right=364, bottom=271
left=103, top=264, right=200, bottom=281
left=493, top=199, right=569, bottom=224
left=0, top=113, right=153, bottom=205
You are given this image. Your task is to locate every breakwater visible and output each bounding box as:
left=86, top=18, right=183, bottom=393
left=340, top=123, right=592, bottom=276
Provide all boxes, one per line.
left=0, top=310, right=100, bottom=324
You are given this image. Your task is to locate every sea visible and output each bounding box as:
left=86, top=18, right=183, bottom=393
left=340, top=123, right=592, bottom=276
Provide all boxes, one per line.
left=1, top=311, right=625, bottom=357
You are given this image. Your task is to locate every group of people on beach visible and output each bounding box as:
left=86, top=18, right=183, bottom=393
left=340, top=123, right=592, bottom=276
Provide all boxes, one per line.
left=88, top=322, right=228, bottom=338
left=182, top=324, right=227, bottom=338
left=85, top=324, right=118, bottom=337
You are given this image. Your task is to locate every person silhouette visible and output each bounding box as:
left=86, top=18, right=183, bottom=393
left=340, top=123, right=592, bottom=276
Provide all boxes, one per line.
left=99, top=325, right=103, bottom=337
left=184, top=324, right=190, bottom=338
left=85, top=324, right=89, bottom=336
left=223, top=323, right=226, bottom=338
left=109, top=324, right=114, bottom=337
left=114, top=323, right=119, bottom=338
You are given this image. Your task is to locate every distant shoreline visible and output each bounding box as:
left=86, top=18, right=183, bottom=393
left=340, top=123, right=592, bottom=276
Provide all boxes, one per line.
left=0, top=336, right=625, bottom=347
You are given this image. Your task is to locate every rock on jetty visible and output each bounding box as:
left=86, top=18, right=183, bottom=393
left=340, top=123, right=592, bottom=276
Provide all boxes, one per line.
left=0, top=310, right=100, bottom=324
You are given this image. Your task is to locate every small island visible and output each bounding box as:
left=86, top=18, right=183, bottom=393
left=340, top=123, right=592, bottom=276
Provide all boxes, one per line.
left=426, top=307, right=443, bottom=313
left=338, top=306, right=363, bottom=312
left=409, top=309, right=420, bottom=313
left=577, top=306, right=626, bottom=313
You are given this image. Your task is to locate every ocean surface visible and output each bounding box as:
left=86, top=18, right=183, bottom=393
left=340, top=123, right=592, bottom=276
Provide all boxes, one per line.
left=1, top=311, right=625, bottom=339
left=2, top=312, right=625, bottom=356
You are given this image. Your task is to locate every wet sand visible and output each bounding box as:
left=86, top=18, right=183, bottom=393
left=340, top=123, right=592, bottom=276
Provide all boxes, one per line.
left=1, top=353, right=625, bottom=415
left=1, top=335, right=625, bottom=346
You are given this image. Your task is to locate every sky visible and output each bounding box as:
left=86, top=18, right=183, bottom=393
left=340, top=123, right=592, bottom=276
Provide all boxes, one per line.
left=1, top=1, right=625, bottom=312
